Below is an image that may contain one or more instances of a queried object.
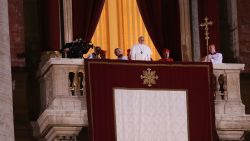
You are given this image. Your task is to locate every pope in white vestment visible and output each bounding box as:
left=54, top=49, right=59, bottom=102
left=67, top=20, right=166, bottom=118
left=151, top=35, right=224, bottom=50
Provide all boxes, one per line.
left=130, top=36, right=152, bottom=61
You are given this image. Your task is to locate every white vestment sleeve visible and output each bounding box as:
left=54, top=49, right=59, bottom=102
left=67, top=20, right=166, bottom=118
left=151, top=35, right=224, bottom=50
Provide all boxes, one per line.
left=211, top=53, right=222, bottom=64
left=130, top=46, right=136, bottom=60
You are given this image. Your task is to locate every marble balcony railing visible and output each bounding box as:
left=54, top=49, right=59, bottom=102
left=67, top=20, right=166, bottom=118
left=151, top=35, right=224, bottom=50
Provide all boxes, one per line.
left=213, top=63, right=250, bottom=141
left=32, top=58, right=87, bottom=141
left=32, top=58, right=249, bottom=141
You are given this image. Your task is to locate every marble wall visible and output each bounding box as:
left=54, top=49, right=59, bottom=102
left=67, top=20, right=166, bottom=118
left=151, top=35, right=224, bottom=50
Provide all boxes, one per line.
left=0, top=0, right=15, bottom=140
left=237, top=0, right=250, bottom=72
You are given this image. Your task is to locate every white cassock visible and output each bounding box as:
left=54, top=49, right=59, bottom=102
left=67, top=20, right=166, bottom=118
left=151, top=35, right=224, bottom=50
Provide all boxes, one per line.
left=205, top=52, right=223, bottom=64
left=130, top=44, right=152, bottom=61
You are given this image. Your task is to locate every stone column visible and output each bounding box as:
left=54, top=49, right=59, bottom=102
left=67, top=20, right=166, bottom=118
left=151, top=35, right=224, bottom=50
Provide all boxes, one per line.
left=179, top=0, right=192, bottom=61
left=0, top=0, right=15, bottom=141
left=63, top=0, right=73, bottom=43
left=227, top=0, right=239, bottom=59
left=190, top=0, right=201, bottom=61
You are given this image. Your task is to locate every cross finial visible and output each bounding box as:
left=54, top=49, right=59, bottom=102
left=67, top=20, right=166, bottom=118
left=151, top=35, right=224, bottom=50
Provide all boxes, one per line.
left=200, top=17, right=213, bottom=48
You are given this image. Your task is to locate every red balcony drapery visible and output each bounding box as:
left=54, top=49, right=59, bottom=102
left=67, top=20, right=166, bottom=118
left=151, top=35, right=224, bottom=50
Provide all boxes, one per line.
left=72, top=0, right=105, bottom=42
left=136, top=0, right=182, bottom=61
left=85, top=60, right=218, bottom=141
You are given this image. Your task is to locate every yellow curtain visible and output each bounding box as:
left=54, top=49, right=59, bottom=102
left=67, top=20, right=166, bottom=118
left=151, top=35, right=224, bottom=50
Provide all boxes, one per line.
left=86, top=0, right=160, bottom=60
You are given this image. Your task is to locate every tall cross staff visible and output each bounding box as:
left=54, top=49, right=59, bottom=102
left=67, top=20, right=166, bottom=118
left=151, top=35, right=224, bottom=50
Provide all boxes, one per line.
left=200, top=17, right=213, bottom=48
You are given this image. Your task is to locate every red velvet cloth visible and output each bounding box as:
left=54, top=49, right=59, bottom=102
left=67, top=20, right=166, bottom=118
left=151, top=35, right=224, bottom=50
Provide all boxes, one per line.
left=85, top=59, right=218, bottom=141
left=41, top=0, right=61, bottom=51
left=72, top=0, right=105, bottom=42
left=159, top=58, right=174, bottom=62
left=136, top=0, right=182, bottom=61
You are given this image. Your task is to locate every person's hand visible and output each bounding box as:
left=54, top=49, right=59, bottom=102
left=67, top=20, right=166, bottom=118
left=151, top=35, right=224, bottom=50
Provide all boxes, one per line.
left=207, top=54, right=212, bottom=62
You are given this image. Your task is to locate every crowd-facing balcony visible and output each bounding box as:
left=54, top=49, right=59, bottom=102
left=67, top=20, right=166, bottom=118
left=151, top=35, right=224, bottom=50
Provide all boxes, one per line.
left=32, top=57, right=249, bottom=141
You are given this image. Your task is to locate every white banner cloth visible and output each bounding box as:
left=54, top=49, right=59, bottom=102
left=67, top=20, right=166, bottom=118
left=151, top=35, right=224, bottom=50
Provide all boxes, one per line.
left=114, top=89, right=189, bottom=141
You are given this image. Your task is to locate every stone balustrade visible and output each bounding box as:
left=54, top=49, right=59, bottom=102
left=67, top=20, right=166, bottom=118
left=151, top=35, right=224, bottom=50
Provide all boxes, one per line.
left=32, top=58, right=250, bottom=141
left=213, top=63, right=250, bottom=141
left=32, top=58, right=87, bottom=141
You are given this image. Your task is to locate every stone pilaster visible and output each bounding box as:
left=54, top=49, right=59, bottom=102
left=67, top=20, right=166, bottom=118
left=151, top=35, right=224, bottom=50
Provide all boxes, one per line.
left=237, top=0, right=250, bottom=72
left=0, top=0, right=15, bottom=141
left=63, top=0, right=73, bottom=43
left=190, top=0, right=201, bottom=62
left=179, top=0, right=192, bottom=61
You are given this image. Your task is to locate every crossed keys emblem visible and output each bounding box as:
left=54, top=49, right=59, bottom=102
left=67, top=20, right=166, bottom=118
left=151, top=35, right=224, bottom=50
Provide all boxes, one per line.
left=140, top=68, right=159, bottom=87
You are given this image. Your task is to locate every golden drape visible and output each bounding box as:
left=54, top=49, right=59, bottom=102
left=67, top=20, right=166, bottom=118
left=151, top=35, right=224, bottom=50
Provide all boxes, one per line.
left=87, top=0, right=160, bottom=60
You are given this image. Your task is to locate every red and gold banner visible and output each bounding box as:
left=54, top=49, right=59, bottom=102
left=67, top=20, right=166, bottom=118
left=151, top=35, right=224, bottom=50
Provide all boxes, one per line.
left=85, top=59, right=217, bottom=141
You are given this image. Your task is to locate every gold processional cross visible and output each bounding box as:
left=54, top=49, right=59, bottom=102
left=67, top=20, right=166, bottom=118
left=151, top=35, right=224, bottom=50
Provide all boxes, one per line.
left=200, top=16, right=213, bottom=48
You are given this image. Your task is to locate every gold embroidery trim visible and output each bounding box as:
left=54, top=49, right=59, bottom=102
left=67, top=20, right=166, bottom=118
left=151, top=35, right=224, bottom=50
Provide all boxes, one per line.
left=140, top=68, right=159, bottom=87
